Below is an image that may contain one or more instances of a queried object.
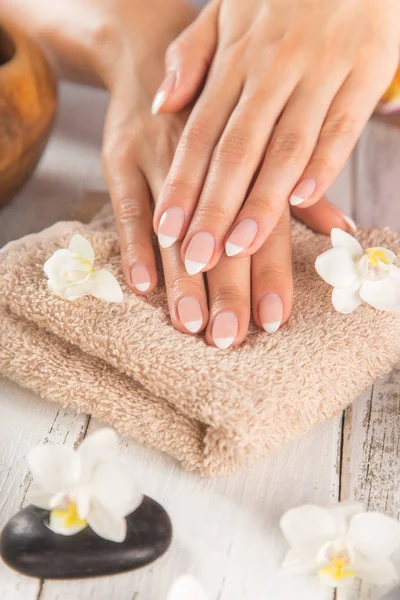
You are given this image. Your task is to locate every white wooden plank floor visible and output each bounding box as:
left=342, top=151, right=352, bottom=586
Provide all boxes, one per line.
left=0, top=82, right=399, bottom=600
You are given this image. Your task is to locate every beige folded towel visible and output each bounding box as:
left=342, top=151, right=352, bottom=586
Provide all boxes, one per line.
left=1, top=204, right=400, bottom=476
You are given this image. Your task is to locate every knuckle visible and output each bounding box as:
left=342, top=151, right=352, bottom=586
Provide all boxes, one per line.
left=180, top=121, right=214, bottom=153
left=170, top=271, right=203, bottom=294
left=102, top=134, right=136, bottom=170
left=320, top=113, right=358, bottom=143
left=117, top=197, right=148, bottom=225
left=257, top=263, right=291, bottom=284
left=268, top=132, right=305, bottom=165
left=213, top=285, right=247, bottom=309
left=163, top=178, right=195, bottom=203
left=195, top=203, right=231, bottom=224
left=309, top=154, right=338, bottom=175
left=213, top=130, right=253, bottom=165
left=122, top=240, right=150, bottom=262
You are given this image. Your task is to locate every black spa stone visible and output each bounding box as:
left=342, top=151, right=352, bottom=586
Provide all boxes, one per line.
left=0, top=496, right=172, bottom=579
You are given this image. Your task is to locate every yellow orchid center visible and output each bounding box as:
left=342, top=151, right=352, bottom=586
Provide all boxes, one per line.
left=71, top=253, right=93, bottom=272
left=365, top=248, right=392, bottom=268
left=51, top=502, right=87, bottom=531
left=318, top=555, right=356, bottom=584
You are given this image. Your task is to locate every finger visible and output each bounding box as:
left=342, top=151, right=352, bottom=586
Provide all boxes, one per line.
left=143, top=139, right=209, bottom=335
left=222, top=66, right=350, bottom=260
left=161, top=241, right=209, bottom=335
left=179, top=66, right=302, bottom=273
left=289, top=63, right=397, bottom=208
left=252, top=207, right=292, bottom=334
left=153, top=56, right=243, bottom=253
left=103, top=144, right=158, bottom=295
left=291, top=195, right=357, bottom=235
left=151, top=0, right=220, bottom=115
left=205, top=253, right=251, bottom=349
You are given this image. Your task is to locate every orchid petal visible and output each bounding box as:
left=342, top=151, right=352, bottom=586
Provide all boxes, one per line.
left=332, top=284, right=362, bottom=314
left=348, top=513, right=400, bottom=559
left=68, top=234, right=95, bottom=265
left=78, top=428, right=120, bottom=479
left=280, top=505, right=336, bottom=550
left=352, top=554, right=399, bottom=585
left=27, top=485, right=54, bottom=510
left=87, top=499, right=127, bottom=543
left=315, top=247, right=359, bottom=289
left=167, top=575, right=208, bottom=600
left=388, top=264, right=400, bottom=280
left=44, top=249, right=73, bottom=283
left=282, top=548, right=318, bottom=574
left=91, top=460, right=143, bottom=517
left=88, top=269, right=123, bottom=303
left=360, top=278, right=400, bottom=312
left=331, top=229, right=363, bottom=257
left=27, top=445, right=81, bottom=494
left=326, top=502, right=365, bottom=537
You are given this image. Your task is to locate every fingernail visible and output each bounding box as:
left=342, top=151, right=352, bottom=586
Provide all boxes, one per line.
left=151, top=71, right=176, bottom=115
left=290, top=178, right=316, bottom=206
left=342, top=214, right=357, bottom=233
left=177, top=296, right=203, bottom=333
left=184, top=232, right=215, bottom=275
left=158, top=206, right=185, bottom=248
left=259, top=292, right=283, bottom=334
left=225, top=218, right=258, bottom=257
left=131, top=263, right=151, bottom=292
left=212, top=311, right=238, bottom=349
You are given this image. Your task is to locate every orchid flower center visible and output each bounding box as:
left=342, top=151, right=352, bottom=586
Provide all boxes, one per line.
left=318, top=549, right=355, bottom=584
left=51, top=501, right=87, bottom=531
left=63, top=253, right=93, bottom=282
left=358, top=247, right=395, bottom=281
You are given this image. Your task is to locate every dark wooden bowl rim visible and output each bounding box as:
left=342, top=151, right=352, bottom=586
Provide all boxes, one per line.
left=0, top=27, right=16, bottom=67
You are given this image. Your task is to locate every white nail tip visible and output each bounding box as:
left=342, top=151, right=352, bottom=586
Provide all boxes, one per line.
left=185, top=259, right=205, bottom=275
left=135, top=281, right=150, bottom=292
left=151, top=90, right=166, bottom=115
left=183, top=320, right=202, bottom=333
left=225, top=242, right=243, bottom=257
left=214, top=337, right=235, bottom=350
left=263, top=321, right=281, bottom=334
left=158, top=233, right=177, bottom=249
left=289, top=194, right=305, bottom=206
left=343, top=215, right=357, bottom=233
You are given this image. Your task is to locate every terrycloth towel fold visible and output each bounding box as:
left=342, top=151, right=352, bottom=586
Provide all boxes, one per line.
left=1, top=204, right=400, bottom=476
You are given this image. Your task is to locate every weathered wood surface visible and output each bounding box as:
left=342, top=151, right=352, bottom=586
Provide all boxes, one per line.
left=0, top=80, right=399, bottom=600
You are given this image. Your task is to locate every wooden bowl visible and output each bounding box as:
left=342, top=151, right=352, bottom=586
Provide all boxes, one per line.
left=0, top=24, right=57, bottom=205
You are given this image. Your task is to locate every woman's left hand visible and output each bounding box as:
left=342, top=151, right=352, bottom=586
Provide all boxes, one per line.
left=153, top=0, right=400, bottom=274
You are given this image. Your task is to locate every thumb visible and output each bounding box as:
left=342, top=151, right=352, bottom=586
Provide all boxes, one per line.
left=151, top=0, right=220, bottom=115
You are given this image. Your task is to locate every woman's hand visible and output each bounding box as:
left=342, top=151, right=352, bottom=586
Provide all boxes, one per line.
left=2, top=0, right=359, bottom=346
left=153, top=0, right=400, bottom=274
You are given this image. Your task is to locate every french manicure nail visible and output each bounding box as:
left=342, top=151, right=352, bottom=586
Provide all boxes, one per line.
left=290, top=178, right=316, bottom=206
left=158, top=206, right=185, bottom=248
left=342, top=214, right=357, bottom=233
left=131, top=263, right=151, bottom=292
left=212, top=311, right=239, bottom=349
left=151, top=71, right=176, bottom=115
left=178, top=296, right=203, bottom=333
left=225, top=218, right=258, bottom=257
left=259, top=292, right=283, bottom=334
left=184, top=232, right=215, bottom=275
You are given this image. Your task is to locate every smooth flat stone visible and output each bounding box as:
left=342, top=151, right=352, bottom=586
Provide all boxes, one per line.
left=0, top=496, right=172, bottom=579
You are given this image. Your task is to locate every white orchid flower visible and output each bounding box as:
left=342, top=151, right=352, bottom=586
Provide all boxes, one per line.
left=27, top=428, right=143, bottom=543
left=167, top=575, right=208, bottom=600
left=280, top=502, right=400, bottom=588
left=44, top=234, right=123, bottom=303
left=315, top=228, right=400, bottom=314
